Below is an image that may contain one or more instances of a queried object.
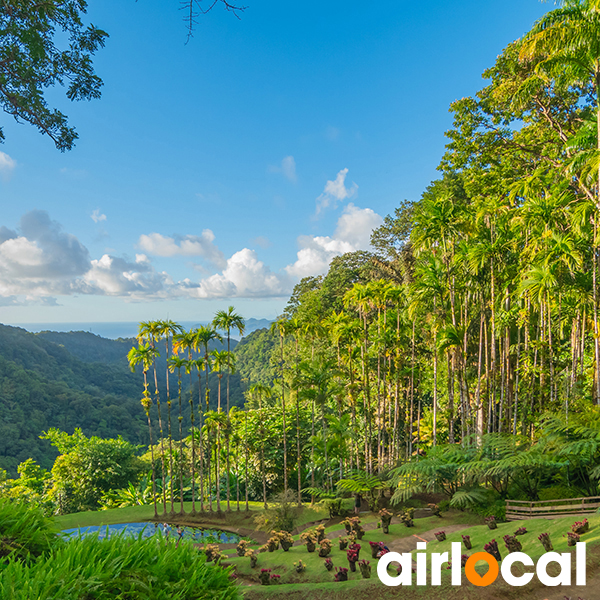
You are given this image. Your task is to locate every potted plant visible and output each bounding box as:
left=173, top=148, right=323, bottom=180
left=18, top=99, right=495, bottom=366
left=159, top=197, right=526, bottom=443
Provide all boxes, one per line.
left=538, top=532, right=553, bottom=552
left=435, top=531, right=446, bottom=542
left=315, top=524, right=326, bottom=543
left=429, top=503, right=442, bottom=517
left=301, top=532, right=317, bottom=553
left=259, top=569, right=271, bottom=585
left=347, top=547, right=359, bottom=572
left=379, top=508, right=393, bottom=534
left=359, top=559, right=371, bottom=578
left=245, top=549, right=258, bottom=568
left=400, top=510, right=414, bottom=528
left=572, top=519, right=589, bottom=535
left=266, top=536, right=279, bottom=552
left=204, top=544, right=221, bottom=562
left=342, top=518, right=352, bottom=534
left=236, top=539, right=249, bottom=557
left=567, top=532, right=580, bottom=547
left=293, top=560, right=306, bottom=573
left=503, top=534, right=522, bottom=553
left=462, top=534, right=472, bottom=550
left=318, top=539, right=332, bottom=557
left=484, top=539, right=501, bottom=561
left=270, top=574, right=281, bottom=584
left=338, top=536, right=349, bottom=550
left=485, top=516, right=497, bottom=530
left=324, top=558, right=334, bottom=571
left=514, top=527, right=527, bottom=536
left=334, top=567, right=348, bottom=582
left=279, top=531, right=294, bottom=552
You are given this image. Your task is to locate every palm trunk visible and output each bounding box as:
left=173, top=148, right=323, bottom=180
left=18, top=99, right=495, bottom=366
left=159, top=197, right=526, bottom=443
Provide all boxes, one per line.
left=165, top=339, right=175, bottom=515
left=188, top=357, right=197, bottom=515
left=177, top=368, right=185, bottom=515
left=152, top=359, right=168, bottom=515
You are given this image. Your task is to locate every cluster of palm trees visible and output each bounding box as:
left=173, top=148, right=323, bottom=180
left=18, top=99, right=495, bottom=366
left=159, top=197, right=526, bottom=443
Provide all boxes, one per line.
left=124, top=2, right=600, bottom=511
left=127, top=308, right=243, bottom=517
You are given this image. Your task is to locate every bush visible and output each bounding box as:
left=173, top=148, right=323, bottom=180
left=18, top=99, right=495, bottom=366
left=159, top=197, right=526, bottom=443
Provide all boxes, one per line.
left=0, top=533, right=238, bottom=599
left=538, top=485, right=584, bottom=502
left=0, top=500, right=58, bottom=563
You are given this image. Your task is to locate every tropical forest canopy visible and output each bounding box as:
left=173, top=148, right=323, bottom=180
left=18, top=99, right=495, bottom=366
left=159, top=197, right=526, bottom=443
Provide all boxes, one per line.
left=5, top=1, right=600, bottom=522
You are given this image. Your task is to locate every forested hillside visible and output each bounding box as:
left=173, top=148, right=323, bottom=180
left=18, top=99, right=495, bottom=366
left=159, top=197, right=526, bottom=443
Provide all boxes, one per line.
left=0, top=325, right=244, bottom=475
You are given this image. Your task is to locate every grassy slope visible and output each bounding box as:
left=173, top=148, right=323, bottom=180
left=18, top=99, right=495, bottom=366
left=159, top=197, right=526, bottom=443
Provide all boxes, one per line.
left=53, top=504, right=600, bottom=599
left=229, top=513, right=600, bottom=600
left=224, top=511, right=479, bottom=583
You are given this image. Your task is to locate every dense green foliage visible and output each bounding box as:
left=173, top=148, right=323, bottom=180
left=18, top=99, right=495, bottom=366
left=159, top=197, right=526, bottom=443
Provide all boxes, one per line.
left=0, top=325, right=244, bottom=477
left=0, top=500, right=57, bottom=562
left=0, top=0, right=107, bottom=150
left=0, top=504, right=238, bottom=599
left=234, top=328, right=277, bottom=385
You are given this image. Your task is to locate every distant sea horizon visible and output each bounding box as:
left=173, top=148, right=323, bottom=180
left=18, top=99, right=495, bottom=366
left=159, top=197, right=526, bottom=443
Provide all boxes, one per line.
left=11, top=322, right=194, bottom=339
left=9, top=318, right=273, bottom=340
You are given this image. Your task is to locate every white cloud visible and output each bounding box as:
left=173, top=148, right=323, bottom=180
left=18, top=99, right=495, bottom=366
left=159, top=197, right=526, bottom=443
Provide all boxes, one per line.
left=0, top=210, right=89, bottom=285
left=0, top=151, right=16, bottom=180
left=91, top=209, right=107, bottom=223
left=138, top=231, right=226, bottom=268
left=83, top=254, right=171, bottom=296
left=315, top=168, right=358, bottom=216
left=286, top=203, right=383, bottom=279
left=191, top=248, right=288, bottom=299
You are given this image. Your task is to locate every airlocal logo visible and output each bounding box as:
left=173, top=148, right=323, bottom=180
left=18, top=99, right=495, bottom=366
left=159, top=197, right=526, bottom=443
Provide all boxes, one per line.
left=377, top=542, right=587, bottom=587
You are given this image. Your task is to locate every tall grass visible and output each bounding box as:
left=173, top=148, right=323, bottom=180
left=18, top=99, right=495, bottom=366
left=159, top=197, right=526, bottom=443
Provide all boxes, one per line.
left=0, top=532, right=240, bottom=599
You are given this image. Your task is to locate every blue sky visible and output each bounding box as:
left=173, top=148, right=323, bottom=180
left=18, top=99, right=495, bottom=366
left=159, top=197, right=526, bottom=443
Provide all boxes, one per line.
left=0, top=0, right=550, bottom=326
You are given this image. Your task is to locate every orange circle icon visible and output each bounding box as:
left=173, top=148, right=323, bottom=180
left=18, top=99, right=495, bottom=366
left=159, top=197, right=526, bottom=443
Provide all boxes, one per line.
left=464, top=552, right=499, bottom=587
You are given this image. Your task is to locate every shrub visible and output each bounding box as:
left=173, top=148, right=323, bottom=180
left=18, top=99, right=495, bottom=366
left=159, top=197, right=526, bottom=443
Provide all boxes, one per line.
left=0, top=500, right=57, bottom=563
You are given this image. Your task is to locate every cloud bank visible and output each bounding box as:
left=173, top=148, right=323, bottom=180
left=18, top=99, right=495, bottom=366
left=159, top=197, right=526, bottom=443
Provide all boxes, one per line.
left=0, top=200, right=382, bottom=305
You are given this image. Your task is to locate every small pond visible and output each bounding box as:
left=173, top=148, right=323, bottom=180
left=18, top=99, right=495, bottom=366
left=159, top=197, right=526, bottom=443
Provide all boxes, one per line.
left=61, top=522, right=242, bottom=544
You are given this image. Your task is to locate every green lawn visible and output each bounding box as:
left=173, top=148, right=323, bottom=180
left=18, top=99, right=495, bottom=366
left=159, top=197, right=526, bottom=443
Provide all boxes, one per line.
left=53, top=501, right=327, bottom=532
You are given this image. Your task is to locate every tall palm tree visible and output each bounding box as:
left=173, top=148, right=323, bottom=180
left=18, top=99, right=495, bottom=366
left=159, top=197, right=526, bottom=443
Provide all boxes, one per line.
left=248, top=382, right=272, bottom=508
left=213, top=308, right=245, bottom=511
left=173, top=330, right=200, bottom=515
left=137, top=321, right=168, bottom=515
left=127, top=342, right=160, bottom=518
left=210, top=348, right=233, bottom=510
left=168, top=354, right=188, bottom=515
left=521, top=0, right=600, bottom=404
left=155, top=319, right=183, bottom=514
left=192, top=325, right=223, bottom=411
left=204, top=410, right=227, bottom=513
